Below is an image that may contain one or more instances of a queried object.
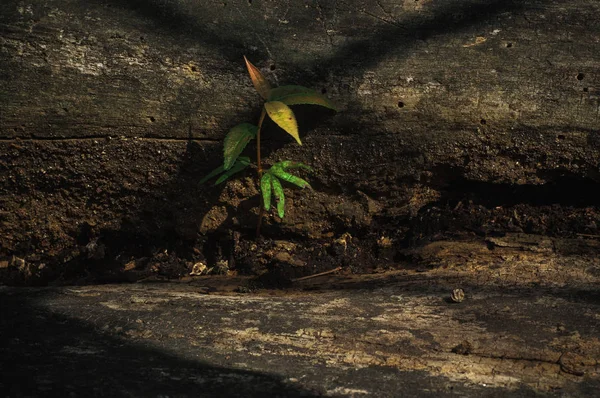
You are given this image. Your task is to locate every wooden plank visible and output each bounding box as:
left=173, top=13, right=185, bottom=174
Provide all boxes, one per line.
left=2, top=249, right=599, bottom=396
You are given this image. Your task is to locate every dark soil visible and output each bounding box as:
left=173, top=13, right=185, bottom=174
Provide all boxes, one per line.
left=2, top=179, right=599, bottom=287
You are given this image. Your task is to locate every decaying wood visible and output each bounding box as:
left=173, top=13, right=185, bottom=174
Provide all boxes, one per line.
left=1, top=2, right=599, bottom=394
left=2, top=238, right=599, bottom=396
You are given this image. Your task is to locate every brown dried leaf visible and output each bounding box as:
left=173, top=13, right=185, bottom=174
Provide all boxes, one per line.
left=244, top=56, right=271, bottom=100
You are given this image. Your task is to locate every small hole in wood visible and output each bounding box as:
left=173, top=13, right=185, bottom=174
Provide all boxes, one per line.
left=397, top=101, right=405, bottom=108
left=191, top=66, right=197, bottom=72
left=557, top=134, right=565, bottom=140
left=506, top=42, right=513, bottom=48
left=576, top=73, right=585, bottom=81
left=270, top=64, right=276, bottom=71
left=583, top=87, right=589, bottom=92
left=148, top=116, right=156, bottom=123
left=480, top=118, right=487, bottom=125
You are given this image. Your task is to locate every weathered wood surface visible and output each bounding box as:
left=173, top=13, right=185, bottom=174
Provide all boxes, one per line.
left=2, top=3, right=600, bottom=395
left=2, top=239, right=600, bottom=396
left=1, top=0, right=599, bottom=274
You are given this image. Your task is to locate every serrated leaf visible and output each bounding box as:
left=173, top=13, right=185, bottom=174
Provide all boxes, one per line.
left=264, top=101, right=301, bottom=145
left=271, top=168, right=311, bottom=189
left=271, top=176, right=285, bottom=218
left=244, top=56, right=271, bottom=100
left=214, top=157, right=251, bottom=185
left=199, top=165, right=225, bottom=185
left=260, top=173, right=273, bottom=211
left=223, top=123, right=257, bottom=170
left=269, top=85, right=337, bottom=111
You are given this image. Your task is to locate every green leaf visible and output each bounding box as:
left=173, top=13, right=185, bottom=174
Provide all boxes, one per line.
left=244, top=56, right=271, bottom=100
left=199, top=165, right=225, bottom=185
left=264, top=101, right=301, bottom=145
left=272, top=161, right=313, bottom=173
left=223, top=123, right=257, bottom=170
left=214, top=157, right=251, bottom=185
left=260, top=173, right=273, bottom=211
left=271, top=176, right=285, bottom=218
left=262, top=161, right=311, bottom=217
left=269, top=85, right=337, bottom=111
left=271, top=168, right=311, bottom=189
left=269, top=161, right=312, bottom=189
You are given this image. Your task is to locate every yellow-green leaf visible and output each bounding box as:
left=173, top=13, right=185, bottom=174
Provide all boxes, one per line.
left=264, top=101, right=301, bottom=145
left=269, top=85, right=337, bottom=111
left=223, top=123, right=257, bottom=170
left=244, top=56, right=271, bottom=100
left=280, top=93, right=337, bottom=111
left=268, top=85, right=315, bottom=101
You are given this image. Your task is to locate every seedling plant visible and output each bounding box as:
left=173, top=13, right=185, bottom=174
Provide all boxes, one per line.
left=200, top=57, right=336, bottom=235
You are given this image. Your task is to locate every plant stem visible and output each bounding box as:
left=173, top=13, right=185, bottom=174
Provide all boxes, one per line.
left=256, top=108, right=266, bottom=176
left=255, top=108, right=267, bottom=238
left=256, top=206, right=265, bottom=238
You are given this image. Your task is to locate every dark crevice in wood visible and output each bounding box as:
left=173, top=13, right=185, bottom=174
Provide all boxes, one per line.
left=438, top=176, right=600, bottom=208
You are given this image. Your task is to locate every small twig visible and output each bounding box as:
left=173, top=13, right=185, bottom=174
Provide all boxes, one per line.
left=576, top=233, right=600, bottom=239
left=291, top=267, right=342, bottom=282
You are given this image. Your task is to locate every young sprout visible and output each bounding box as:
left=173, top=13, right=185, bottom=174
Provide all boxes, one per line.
left=201, top=57, right=336, bottom=234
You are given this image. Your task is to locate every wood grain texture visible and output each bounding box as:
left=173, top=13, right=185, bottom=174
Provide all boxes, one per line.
left=2, top=240, right=600, bottom=395
left=1, top=1, right=599, bottom=278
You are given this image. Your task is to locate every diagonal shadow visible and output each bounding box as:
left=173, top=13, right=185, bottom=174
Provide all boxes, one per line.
left=5, top=284, right=596, bottom=397
left=295, top=0, right=530, bottom=83
left=2, top=283, right=599, bottom=396
left=94, top=0, right=531, bottom=84
left=0, top=288, right=320, bottom=397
